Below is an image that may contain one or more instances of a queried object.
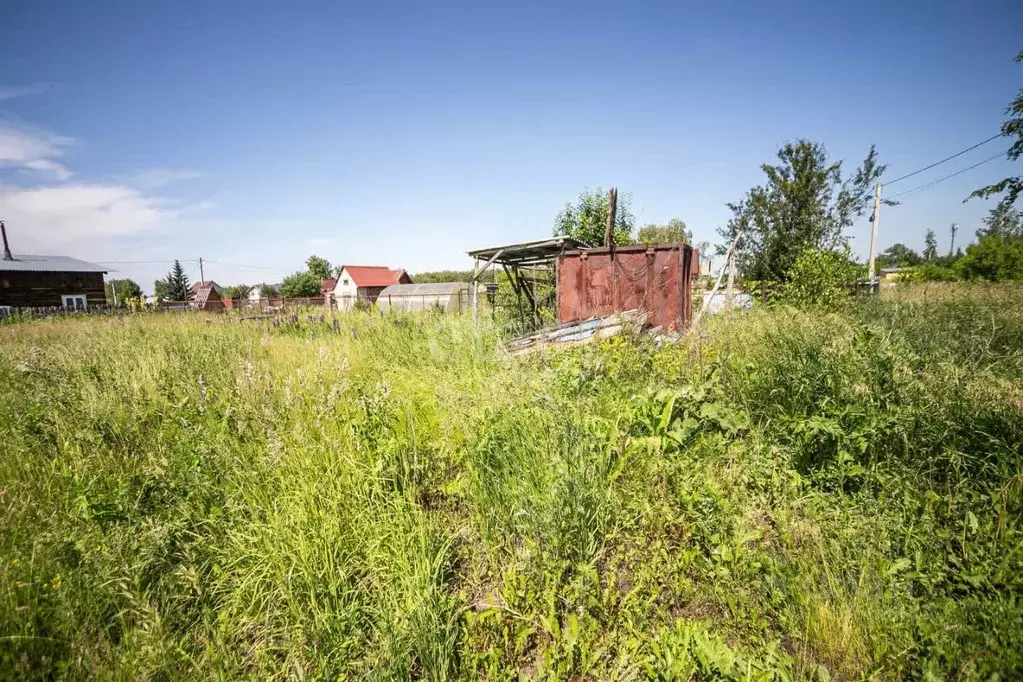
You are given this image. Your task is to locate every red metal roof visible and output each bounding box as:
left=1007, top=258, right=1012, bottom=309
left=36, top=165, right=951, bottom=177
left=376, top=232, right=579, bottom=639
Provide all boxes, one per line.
left=340, top=266, right=409, bottom=288
left=320, top=278, right=337, bottom=294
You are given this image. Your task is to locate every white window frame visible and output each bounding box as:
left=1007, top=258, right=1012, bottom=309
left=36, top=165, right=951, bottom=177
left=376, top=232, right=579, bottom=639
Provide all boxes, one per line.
left=62, top=294, right=87, bottom=311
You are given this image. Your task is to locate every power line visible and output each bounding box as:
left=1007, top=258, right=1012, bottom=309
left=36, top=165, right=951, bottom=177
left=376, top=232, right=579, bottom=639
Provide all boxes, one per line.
left=885, top=133, right=1003, bottom=186
left=888, top=149, right=1008, bottom=200
left=202, top=258, right=289, bottom=272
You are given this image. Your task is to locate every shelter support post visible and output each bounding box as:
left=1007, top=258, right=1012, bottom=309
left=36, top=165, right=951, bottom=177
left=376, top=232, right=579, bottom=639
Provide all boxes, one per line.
left=471, top=250, right=503, bottom=323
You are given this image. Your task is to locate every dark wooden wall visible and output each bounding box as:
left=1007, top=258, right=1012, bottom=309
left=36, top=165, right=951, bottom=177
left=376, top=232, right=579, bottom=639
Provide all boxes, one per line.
left=0, top=271, right=106, bottom=308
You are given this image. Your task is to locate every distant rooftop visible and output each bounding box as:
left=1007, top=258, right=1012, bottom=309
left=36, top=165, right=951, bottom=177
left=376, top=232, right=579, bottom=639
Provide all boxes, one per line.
left=189, top=280, right=223, bottom=294
left=340, top=265, right=408, bottom=288
left=0, top=254, right=108, bottom=273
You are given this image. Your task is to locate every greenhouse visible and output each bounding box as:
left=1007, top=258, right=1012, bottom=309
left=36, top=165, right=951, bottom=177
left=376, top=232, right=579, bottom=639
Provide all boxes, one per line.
left=375, top=282, right=470, bottom=313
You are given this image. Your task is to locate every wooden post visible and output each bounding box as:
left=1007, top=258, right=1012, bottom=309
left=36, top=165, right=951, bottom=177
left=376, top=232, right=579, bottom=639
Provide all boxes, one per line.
left=725, top=250, right=735, bottom=309
left=867, top=183, right=881, bottom=282
left=470, top=256, right=479, bottom=320
left=472, top=250, right=503, bottom=323
left=691, top=231, right=743, bottom=333
left=604, top=187, right=617, bottom=247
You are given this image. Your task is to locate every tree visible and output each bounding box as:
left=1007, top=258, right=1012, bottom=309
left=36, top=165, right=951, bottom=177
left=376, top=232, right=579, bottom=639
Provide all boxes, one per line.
left=923, top=229, right=939, bottom=262
left=223, top=284, right=253, bottom=300
left=104, top=278, right=143, bottom=305
left=306, top=255, right=332, bottom=280
left=958, top=234, right=1023, bottom=282
left=258, top=283, right=279, bottom=299
left=159, top=260, right=190, bottom=302
left=971, top=50, right=1023, bottom=210
left=280, top=271, right=321, bottom=298
left=720, top=140, right=889, bottom=282
left=554, top=187, right=635, bottom=246
left=976, top=203, right=1023, bottom=240
left=152, top=278, right=170, bottom=302
left=637, top=218, right=691, bottom=245
left=877, top=243, right=922, bottom=268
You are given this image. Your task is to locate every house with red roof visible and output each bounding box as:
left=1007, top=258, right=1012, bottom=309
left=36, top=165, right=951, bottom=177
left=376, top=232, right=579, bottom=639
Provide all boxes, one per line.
left=333, top=265, right=412, bottom=310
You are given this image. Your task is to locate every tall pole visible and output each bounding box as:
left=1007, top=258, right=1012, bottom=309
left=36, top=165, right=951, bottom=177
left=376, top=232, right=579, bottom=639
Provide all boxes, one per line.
left=604, top=187, right=618, bottom=247
left=949, top=223, right=958, bottom=257
left=867, top=183, right=882, bottom=281
left=199, top=257, right=205, bottom=284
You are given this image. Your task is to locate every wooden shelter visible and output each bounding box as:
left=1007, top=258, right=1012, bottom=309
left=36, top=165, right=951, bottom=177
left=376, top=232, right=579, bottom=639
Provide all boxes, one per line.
left=467, top=236, right=588, bottom=329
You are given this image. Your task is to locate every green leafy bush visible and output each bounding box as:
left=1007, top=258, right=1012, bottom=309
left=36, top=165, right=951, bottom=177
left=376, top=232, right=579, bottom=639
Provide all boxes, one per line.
left=778, top=247, right=859, bottom=309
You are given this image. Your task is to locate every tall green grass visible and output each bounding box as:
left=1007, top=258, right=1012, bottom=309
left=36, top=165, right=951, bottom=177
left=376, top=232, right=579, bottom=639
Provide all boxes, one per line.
left=1, top=289, right=1021, bottom=680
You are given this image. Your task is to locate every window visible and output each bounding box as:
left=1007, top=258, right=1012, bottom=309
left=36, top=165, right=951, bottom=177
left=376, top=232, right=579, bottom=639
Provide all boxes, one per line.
left=342, top=279, right=349, bottom=285
left=62, top=294, right=87, bottom=311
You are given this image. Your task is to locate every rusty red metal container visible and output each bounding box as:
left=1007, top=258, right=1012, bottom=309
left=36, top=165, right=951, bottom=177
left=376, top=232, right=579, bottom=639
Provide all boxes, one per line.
left=557, top=244, right=698, bottom=331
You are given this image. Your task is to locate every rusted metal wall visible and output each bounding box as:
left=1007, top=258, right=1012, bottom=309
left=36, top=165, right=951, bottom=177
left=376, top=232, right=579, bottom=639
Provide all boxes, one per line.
left=557, top=244, right=698, bottom=331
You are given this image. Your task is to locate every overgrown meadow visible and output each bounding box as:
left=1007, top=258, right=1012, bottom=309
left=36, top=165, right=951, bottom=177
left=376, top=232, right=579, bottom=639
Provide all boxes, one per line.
left=2, top=285, right=1022, bottom=680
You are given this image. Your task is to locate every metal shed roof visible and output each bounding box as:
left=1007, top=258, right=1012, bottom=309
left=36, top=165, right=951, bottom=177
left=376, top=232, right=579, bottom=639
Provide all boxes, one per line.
left=0, top=254, right=108, bottom=273
left=379, top=282, right=467, bottom=296
left=467, top=236, right=589, bottom=267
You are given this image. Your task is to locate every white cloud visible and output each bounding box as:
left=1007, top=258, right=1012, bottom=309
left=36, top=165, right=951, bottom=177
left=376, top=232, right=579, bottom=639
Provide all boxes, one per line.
left=0, top=123, right=73, bottom=179
left=0, top=83, right=55, bottom=100
left=0, top=117, right=204, bottom=272
left=0, top=183, right=172, bottom=252
left=133, top=168, right=203, bottom=188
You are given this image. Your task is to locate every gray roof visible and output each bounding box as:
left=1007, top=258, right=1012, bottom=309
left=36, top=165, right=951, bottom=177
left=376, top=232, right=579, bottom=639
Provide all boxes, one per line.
left=467, top=236, right=590, bottom=266
left=0, top=254, right=108, bottom=273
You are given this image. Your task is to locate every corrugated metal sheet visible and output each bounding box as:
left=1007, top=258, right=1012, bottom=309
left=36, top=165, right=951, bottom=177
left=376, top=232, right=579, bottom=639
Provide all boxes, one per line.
left=557, top=244, right=697, bottom=331
left=0, top=254, right=108, bottom=273
left=379, top=282, right=466, bottom=296
left=505, top=310, right=647, bottom=356
left=377, top=282, right=469, bottom=312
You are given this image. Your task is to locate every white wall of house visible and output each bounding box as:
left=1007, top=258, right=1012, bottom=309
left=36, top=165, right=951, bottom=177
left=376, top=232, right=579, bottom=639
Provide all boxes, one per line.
left=333, top=267, right=361, bottom=310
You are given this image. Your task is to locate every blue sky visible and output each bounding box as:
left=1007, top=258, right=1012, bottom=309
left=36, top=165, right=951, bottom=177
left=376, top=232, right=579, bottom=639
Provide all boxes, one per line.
left=1, top=0, right=1020, bottom=290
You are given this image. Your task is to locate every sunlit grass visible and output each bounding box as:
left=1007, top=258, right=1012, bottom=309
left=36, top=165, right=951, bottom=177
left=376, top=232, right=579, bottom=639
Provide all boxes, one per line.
left=1, top=289, right=1021, bottom=680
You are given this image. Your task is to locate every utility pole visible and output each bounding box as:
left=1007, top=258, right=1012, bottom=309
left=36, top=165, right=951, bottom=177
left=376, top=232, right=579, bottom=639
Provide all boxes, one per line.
left=949, top=223, right=958, bottom=257
left=867, top=183, right=882, bottom=281
left=199, top=257, right=205, bottom=284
